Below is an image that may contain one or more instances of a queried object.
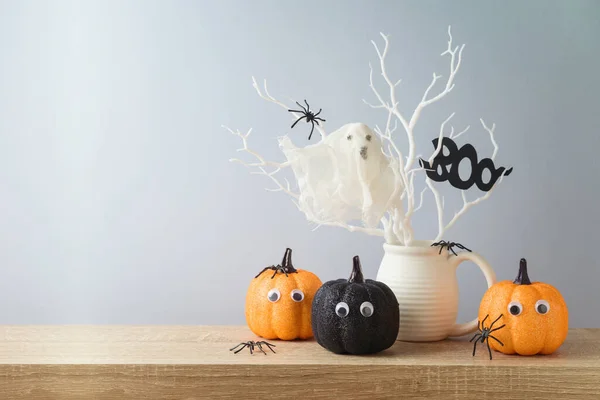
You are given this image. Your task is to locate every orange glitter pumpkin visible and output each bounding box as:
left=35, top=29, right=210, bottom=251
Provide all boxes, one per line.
left=245, top=248, right=322, bottom=340
left=478, top=258, right=568, bottom=355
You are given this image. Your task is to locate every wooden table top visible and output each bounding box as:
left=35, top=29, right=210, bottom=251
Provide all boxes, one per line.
left=0, top=326, right=599, bottom=399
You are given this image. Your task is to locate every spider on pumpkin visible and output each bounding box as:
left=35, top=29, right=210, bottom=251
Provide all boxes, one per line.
left=470, top=314, right=505, bottom=360
left=230, top=340, right=276, bottom=355
left=288, top=100, right=326, bottom=140
left=255, top=263, right=298, bottom=279
left=255, top=248, right=299, bottom=279
left=431, top=240, right=472, bottom=256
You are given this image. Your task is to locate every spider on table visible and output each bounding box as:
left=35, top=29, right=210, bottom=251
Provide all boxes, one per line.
left=230, top=340, right=276, bottom=355
left=470, top=314, right=505, bottom=360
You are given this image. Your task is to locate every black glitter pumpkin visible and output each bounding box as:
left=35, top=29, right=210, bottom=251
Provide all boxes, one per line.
left=311, top=255, right=399, bottom=354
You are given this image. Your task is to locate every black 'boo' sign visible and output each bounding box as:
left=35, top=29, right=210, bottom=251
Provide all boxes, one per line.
left=419, top=137, right=513, bottom=192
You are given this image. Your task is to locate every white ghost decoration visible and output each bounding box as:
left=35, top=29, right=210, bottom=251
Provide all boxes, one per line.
left=279, top=122, right=402, bottom=228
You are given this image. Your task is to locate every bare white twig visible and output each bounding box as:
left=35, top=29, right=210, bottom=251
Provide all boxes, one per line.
left=224, top=125, right=299, bottom=202
left=428, top=112, right=456, bottom=163
left=436, top=175, right=505, bottom=240
left=420, top=73, right=443, bottom=108
left=415, top=113, right=469, bottom=238
left=310, top=220, right=385, bottom=237
left=374, top=113, right=409, bottom=200
left=405, top=26, right=465, bottom=170
left=433, top=118, right=505, bottom=240
left=427, top=178, right=445, bottom=237
left=364, top=26, right=467, bottom=245
left=450, top=124, right=471, bottom=139
left=413, top=187, right=429, bottom=213
left=480, top=119, right=498, bottom=160
left=251, top=167, right=299, bottom=199
left=223, top=126, right=289, bottom=168
left=365, top=35, right=411, bottom=160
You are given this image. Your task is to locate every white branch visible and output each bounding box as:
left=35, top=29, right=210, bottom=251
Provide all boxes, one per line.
left=413, top=26, right=465, bottom=118
left=374, top=113, right=408, bottom=192
left=437, top=175, right=505, bottom=240
left=250, top=167, right=299, bottom=199
left=381, top=217, right=393, bottom=242
left=370, top=35, right=411, bottom=129
left=363, top=99, right=387, bottom=109
left=413, top=187, right=429, bottom=213
left=434, top=119, right=506, bottom=240
left=365, top=33, right=420, bottom=244
left=224, top=125, right=299, bottom=200
left=392, top=208, right=405, bottom=243
left=363, top=26, right=508, bottom=245
left=252, top=77, right=327, bottom=138
left=366, top=35, right=412, bottom=158
left=480, top=119, right=498, bottom=160
left=380, top=159, right=404, bottom=214
left=407, top=164, right=428, bottom=175
left=450, top=124, right=471, bottom=139
left=310, top=220, right=385, bottom=237
left=427, top=178, right=445, bottom=237
left=374, top=126, right=404, bottom=171
left=223, top=126, right=290, bottom=168
left=428, top=112, right=456, bottom=163
left=420, top=73, right=443, bottom=107
left=406, top=25, right=465, bottom=169
left=364, top=63, right=392, bottom=110
left=366, top=26, right=465, bottom=185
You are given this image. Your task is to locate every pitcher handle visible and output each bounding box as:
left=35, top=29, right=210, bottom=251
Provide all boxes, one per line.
left=447, top=251, right=496, bottom=337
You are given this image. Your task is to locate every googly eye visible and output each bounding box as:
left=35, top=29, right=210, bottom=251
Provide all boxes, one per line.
left=360, top=301, right=374, bottom=317
left=290, top=289, right=304, bottom=302
left=335, top=302, right=349, bottom=317
left=267, top=288, right=280, bottom=303
left=347, top=135, right=352, bottom=140
left=366, top=135, right=372, bottom=141
left=535, top=300, right=550, bottom=315
left=508, top=301, right=523, bottom=316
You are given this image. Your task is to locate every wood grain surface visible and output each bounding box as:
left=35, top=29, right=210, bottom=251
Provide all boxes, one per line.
left=0, top=326, right=598, bottom=399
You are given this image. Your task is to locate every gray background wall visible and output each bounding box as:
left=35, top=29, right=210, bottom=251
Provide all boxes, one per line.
left=0, top=0, right=598, bottom=327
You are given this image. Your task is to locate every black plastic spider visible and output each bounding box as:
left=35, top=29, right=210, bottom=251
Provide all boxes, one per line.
left=288, top=100, right=325, bottom=140
left=470, top=314, right=505, bottom=360
left=431, top=240, right=472, bottom=256
left=255, top=263, right=298, bottom=279
left=230, top=341, right=276, bottom=355
left=255, top=249, right=299, bottom=279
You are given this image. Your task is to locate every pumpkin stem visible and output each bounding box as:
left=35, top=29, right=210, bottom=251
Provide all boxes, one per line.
left=513, top=258, right=532, bottom=285
left=348, top=256, right=365, bottom=284
left=280, top=248, right=298, bottom=273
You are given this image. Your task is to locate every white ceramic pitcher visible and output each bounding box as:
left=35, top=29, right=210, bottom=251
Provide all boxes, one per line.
left=375, top=240, right=496, bottom=342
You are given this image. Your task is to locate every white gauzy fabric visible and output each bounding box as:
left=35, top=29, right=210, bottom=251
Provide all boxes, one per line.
left=279, top=122, right=402, bottom=228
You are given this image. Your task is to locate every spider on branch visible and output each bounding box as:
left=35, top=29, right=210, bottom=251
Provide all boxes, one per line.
left=431, top=240, right=472, bottom=256
left=230, top=340, right=276, bottom=355
left=470, top=314, right=505, bottom=360
left=288, top=100, right=325, bottom=140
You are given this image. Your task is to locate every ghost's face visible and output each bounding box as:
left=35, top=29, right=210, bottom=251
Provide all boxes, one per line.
left=341, top=123, right=374, bottom=161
